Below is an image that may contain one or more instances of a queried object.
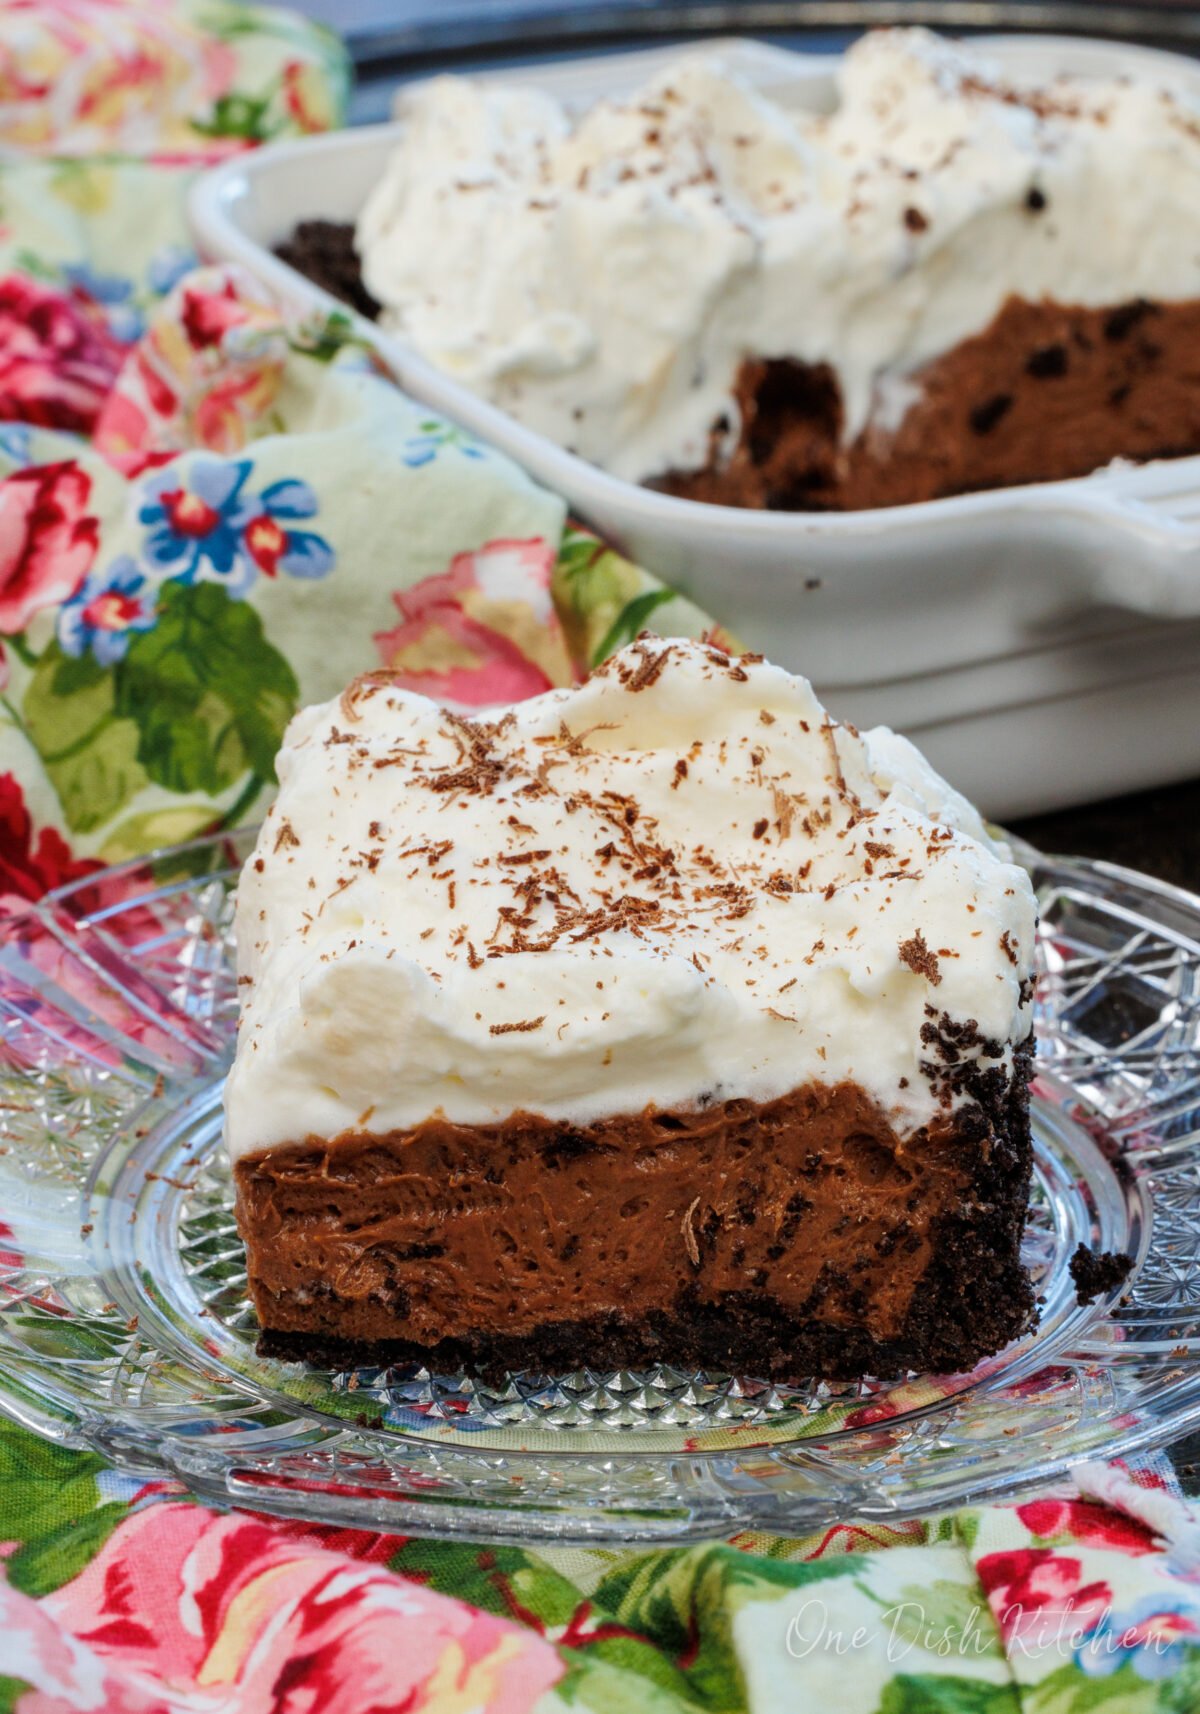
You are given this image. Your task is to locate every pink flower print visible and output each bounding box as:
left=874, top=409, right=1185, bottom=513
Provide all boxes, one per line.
left=281, top=58, right=335, bottom=134
left=0, top=274, right=124, bottom=435
left=0, top=0, right=239, bottom=157
left=374, top=537, right=576, bottom=707
left=35, top=1502, right=564, bottom=1713
left=1017, top=1496, right=1159, bottom=1557
left=95, top=265, right=288, bottom=465
left=180, top=278, right=260, bottom=352
left=0, top=771, right=101, bottom=913
left=0, top=461, right=98, bottom=635
left=977, top=1547, right=1113, bottom=1656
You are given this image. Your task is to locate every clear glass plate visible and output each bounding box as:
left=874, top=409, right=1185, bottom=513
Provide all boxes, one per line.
left=1, top=831, right=1197, bottom=1544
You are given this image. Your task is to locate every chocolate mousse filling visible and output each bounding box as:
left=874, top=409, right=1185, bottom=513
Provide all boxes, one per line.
left=273, top=222, right=1200, bottom=514
left=237, top=1031, right=1034, bottom=1381
left=655, top=296, right=1200, bottom=512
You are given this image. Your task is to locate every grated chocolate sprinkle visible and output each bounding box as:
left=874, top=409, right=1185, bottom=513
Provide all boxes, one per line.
left=899, top=930, right=942, bottom=985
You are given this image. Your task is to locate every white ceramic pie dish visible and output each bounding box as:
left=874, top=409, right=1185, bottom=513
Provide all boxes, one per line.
left=189, top=33, right=1200, bottom=818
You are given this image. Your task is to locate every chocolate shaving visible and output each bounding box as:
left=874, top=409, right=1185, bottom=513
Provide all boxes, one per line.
left=618, top=636, right=671, bottom=692
left=820, top=716, right=862, bottom=816
left=489, top=1016, right=546, bottom=1035
left=340, top=670, right=398, bottom=723
left=899, top=930, right=942, bottom=985
left=273, top=821, right=300, bottom=852
left=771, top=788, right=795, bottom=839
left=423, top=713, right=509, bottom=797
left=397, top=839, right=453, bottom=868
left=681, top=1196, right=701, bottom=1267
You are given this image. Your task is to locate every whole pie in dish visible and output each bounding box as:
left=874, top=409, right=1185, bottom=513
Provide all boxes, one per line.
left=226, top=637, right=1038, bottom=1379
left=277, top=27, right=1200, bottom=512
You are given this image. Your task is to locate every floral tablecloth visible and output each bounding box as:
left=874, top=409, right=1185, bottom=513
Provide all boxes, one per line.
left=2, top=5, right=1200, bottom=1709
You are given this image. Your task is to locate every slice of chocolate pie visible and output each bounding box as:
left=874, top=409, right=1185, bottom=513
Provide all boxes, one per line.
left=226, top=637, right=1038, bottom=1380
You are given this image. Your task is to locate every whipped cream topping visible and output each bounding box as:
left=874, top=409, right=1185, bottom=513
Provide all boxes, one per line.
left=356, top=28, right=1200, bottom=485
left=225, top=638, right=1036, bottom=1161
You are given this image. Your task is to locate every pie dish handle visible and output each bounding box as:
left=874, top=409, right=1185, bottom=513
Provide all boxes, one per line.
left=1068, top=464, right=1200, bottom=618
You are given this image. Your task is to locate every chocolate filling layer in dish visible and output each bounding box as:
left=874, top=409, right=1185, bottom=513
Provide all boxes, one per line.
left=275, top=224, right=1200, bottom=514
left=226, top=638, right=1040, bottom=1381
left=654, top=297, right=1200, bottom=512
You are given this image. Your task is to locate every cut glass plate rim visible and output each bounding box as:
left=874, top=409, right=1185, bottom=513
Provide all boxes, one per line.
left=1, top=830, right=1199, bottom=1543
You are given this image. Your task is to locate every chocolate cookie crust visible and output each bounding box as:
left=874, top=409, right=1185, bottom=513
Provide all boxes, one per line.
left=275, top=220, right=381, bottom=322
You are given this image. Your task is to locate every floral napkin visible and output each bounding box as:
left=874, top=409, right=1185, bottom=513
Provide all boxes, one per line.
left=0, top=256, right=713, bottom=884
left=4, top=1424, right=1200, bottom=1712
left=2, top=5, right=1200, bottom=1711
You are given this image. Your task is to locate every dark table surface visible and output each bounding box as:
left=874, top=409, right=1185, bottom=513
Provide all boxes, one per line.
left=1014, top=778, right=1200, bottom=894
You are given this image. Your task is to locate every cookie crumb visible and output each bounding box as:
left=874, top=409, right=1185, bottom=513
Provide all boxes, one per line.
left=1069, top=1244, right=1132, bottom=1305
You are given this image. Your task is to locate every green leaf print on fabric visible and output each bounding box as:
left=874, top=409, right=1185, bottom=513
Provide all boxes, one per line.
left=591, top=588, right=680, bottom=668
left=288, top=310, right=372, bottom=366
left=0, top=1679, right=34, bottom=1714
left=0, top=1425, right=123, bottom=1596
left=0, top=1425, right=107, bottom=1547
left=1030, top=1660, right=1160, bottom=1713
left=589, top=1545, right=865, bottom=1714
left=594, top=1543, right=864, bottom=1619
left=22, top=643, right=146, bottom=834
left=388, top=1539, right=581, bottom=1632
left=6, top=1504, right=128, bottom=1599
left=190, top=90, right=275, bottom=143
left=100, top=804, right=228, bottom=864
left=1161, top=1655, right=1200, bottom=1713
left=551, top=525, right=736, bottom=676
left=876, top=1675, right=1022, bottom=1713
left=556, top=1652, right=707, bottom=1714
left=115, top=580, right=298, bottom=795
left=387, top=1540, right=735, bottom=1714
left=884, top=1579, right=1005, bottom=1664
left=552, top=528, right=656, bottom=670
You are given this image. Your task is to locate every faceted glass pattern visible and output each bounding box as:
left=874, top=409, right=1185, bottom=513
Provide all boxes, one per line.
left=0, top=833, right=1195, bottom=1543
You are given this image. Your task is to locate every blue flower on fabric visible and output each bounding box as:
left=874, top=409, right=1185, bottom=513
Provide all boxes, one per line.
left=0, top=423, right=32, bottom=467
left=63, top=263, right=144, bottom=344
left=147, top=244, right=198, bottom=296
left=138, top=458, right=258, bottom=592
left=136, top=459, right=334, bottom=594
left=401, top=420, right=486, bottom=469
left=241, top=479, right=335, bottom=580
left=1077, top=1591, right=1200, bottom=1681
left=57, top=555, right=157, bottom=666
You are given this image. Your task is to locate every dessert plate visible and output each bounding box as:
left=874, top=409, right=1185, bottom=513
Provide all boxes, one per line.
left=1, top=830, right=1199, bottom=1544
left=189, top=33, right=1200, bottom=817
